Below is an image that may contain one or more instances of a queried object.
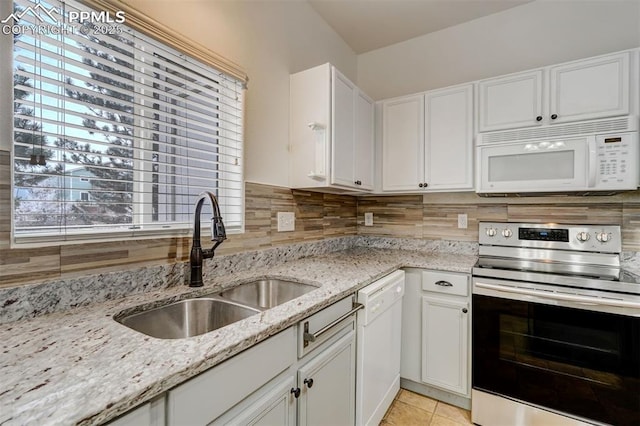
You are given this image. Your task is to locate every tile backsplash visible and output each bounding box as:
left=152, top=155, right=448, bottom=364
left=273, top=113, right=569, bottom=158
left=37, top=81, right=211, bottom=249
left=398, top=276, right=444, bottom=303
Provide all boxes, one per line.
left=0, top=178, right=356, bottom=288
left=3, top=151, right=640, bottom=290
left=357, top=191, right=640, bottom=251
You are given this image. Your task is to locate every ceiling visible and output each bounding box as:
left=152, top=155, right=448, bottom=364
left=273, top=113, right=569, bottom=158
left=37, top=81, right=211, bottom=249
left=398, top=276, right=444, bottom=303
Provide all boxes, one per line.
left=307, top=0, right=534, bottom=54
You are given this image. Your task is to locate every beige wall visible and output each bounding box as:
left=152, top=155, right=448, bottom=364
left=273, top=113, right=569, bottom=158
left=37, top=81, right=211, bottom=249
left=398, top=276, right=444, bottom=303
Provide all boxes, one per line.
left=357, top=0, right=640, bottom=100
left=122, top=0, right=357, bottom=188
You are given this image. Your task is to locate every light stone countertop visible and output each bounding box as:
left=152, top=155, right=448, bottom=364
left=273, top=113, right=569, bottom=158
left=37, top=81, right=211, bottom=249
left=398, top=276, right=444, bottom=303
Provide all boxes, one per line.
left=0, top=247, right=476, bottom=426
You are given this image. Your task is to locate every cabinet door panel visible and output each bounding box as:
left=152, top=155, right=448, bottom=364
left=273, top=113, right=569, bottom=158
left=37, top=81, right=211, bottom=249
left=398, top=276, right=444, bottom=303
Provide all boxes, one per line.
left=421, top=296, right=469, bottom=396
left=550, top=52, right=629, bottom=124
left=355, top=91, right=374, bottom=190
left=298, top=331, right=355, bottom=426
left=382, top=95, right=424, bottom=191
left=478, top=70, right=543, bottom=132
left=425, top=84, right=473, bottom=190
left=331, top=68, right=356, bottom=188
left=214, top=376, right=296, bottom=426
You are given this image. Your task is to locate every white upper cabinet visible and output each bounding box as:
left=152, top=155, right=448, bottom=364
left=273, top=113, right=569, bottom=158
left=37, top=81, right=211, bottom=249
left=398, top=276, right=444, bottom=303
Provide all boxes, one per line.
left=381, top=84, right=474, bottom=192
left=290, top=63, right=374, bottom=191
left=381, top=94, right=424, bottom=191
left=549, top=52, right=630, bottom=124
left=424, top=84, right=474, bottom=191
left=478, top=70, right=543, bottom=132
left=478, top=51, right=632, bottom=133
left=331, top=70, right=357, bottom=188
left=355, top=91, right=375, bottom=190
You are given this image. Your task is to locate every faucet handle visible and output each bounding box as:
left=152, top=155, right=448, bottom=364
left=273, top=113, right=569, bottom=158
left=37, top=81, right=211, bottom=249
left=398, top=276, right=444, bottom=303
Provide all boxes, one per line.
left=211, top=217, right=227, bottom=242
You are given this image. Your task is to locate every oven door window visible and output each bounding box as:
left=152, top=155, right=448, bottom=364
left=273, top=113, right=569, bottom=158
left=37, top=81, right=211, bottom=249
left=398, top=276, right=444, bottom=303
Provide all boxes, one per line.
left=473, top=294, right=640, bottom=426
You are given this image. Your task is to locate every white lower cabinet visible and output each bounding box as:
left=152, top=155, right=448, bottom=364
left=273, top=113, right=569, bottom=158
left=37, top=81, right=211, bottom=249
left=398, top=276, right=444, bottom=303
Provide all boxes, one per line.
left=297, top=329, right=356, bottom=426
left=400, top=268, right=471, bottom=408
left=213, top=374, right=297, bottom=425
left=421, top=295, right=468, bottom=395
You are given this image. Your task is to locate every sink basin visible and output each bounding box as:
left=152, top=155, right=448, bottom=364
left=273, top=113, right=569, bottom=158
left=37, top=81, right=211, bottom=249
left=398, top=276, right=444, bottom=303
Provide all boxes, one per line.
left=117, top=298, right=260, bottom=339
left=215, top=279, right=317, bottom=310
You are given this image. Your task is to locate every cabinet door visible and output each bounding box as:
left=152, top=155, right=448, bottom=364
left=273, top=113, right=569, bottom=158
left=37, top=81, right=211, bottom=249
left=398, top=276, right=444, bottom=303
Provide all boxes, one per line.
left=478, top=70, right=543, bottom=132
left=298, top=330, right=356, bottom=426
left=215, top=376, right=296, bottom=426
left=400, top=269, right=422, bottom=383
left=382, top=94, right=424, bottom=191
left=107, top=396, right=165, bottom=426
left=355, top=90, right=375, bottom=190
left=549, top=52, right=630, bottom=124
left=424, top=84, right=473, bottom=191
left=421, top=295, right=469, bottom=396
left=331, top=68, right=356, bottom=188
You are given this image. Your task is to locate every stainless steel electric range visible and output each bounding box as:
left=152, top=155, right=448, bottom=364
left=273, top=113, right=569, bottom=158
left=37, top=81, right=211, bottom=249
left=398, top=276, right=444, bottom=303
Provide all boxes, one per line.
left=472, top=222, right=640, bottom=426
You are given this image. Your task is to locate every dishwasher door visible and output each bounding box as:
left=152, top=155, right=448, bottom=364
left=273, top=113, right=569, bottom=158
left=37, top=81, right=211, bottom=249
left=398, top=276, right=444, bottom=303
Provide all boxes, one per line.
left=356, top=270, right=405, bottom=426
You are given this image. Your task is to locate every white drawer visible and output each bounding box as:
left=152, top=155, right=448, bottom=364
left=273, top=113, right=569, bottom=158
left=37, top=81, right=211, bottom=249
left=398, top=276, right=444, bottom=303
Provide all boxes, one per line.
left=422, top=270, right=469, bottom=297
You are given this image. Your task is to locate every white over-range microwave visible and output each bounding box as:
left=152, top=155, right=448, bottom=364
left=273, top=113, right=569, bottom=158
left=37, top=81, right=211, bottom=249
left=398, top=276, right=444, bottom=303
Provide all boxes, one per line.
left=476, top=127, right=639, bottom=195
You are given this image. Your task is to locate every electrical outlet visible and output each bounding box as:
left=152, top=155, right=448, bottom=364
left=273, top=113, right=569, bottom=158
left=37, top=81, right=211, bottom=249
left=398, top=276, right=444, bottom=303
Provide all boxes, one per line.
left=277, top=212, right=295, bottom=232
left=364, top=212, right=374, bottom=227
left=457, top=213, right=468, bottom=229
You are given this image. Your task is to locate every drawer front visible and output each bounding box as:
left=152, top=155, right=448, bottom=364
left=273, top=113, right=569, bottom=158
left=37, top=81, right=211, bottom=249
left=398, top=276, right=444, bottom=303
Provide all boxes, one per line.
left=422, top=271, right=469, bottom=297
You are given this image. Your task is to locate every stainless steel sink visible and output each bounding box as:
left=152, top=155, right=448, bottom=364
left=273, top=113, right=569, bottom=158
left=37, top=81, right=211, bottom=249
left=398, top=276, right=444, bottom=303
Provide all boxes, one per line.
left=117, top=298, right=260, bottom=339
left=214, top=279, right=317, bottom=310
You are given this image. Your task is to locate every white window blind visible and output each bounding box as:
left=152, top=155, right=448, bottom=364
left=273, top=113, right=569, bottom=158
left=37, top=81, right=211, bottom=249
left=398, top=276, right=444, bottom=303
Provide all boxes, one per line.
left=11, top=0, right=244, bottom=244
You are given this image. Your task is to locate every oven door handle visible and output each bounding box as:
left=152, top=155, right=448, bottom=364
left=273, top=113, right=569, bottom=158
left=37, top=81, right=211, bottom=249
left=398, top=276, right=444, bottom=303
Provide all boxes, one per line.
left=475, top=282, right=640, bottom=309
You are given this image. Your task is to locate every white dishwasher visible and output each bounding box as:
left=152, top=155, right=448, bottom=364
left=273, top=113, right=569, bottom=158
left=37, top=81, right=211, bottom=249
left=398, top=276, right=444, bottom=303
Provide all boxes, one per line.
left=356, top=270, right=405, bottom=426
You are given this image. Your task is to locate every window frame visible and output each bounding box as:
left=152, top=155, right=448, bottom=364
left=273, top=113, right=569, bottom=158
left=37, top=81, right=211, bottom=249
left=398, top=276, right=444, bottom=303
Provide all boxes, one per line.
left=7, top=0, right=247, bottom=247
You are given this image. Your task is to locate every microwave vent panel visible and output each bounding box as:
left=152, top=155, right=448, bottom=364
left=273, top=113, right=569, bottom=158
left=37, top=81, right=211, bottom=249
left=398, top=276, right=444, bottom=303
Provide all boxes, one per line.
left=479, top=116, right=637, bottom=145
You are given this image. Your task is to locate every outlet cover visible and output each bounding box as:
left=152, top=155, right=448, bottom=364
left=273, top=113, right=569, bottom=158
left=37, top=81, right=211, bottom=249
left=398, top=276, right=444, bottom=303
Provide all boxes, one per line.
left=457, top=213, right=468, bottom=229
left=364, top=212, right=374, bottom=227
left=277, top=212, right=295, bottom=232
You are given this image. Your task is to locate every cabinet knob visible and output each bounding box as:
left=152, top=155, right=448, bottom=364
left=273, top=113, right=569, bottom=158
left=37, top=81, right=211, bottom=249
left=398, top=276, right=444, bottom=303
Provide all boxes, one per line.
left=462, top=308, right=468, bottom=314
left=418, top=183, right=424, bottom=188
left=354, top=180, right=361, bottom=186
left=304, top=378, right=314, bottom=388
left=291, top=387, right=301, bottom=398
left=536, top=116, right=543, bottom=122
left=551, top=114, right=558, bottom=120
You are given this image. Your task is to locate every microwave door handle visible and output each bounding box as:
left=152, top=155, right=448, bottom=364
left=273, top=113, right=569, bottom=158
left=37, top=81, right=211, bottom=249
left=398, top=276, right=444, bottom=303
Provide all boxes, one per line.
left=587, top=136, right=597, bottom=187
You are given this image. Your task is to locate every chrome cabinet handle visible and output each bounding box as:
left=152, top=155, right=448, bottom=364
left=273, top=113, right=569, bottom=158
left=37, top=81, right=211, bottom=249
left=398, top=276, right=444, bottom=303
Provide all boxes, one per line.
left=303, top=303, right=363, bottom=346
left=435, top=280, right=453, bottom=287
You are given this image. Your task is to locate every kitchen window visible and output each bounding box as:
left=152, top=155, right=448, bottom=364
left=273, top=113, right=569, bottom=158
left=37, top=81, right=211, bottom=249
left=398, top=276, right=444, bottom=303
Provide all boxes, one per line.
left=10, top=0, right=246, bottom=245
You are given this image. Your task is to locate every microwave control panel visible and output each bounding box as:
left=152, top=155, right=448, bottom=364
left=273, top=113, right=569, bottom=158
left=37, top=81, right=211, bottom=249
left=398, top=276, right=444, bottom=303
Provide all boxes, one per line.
left=596, top=133, right=638, bottom=187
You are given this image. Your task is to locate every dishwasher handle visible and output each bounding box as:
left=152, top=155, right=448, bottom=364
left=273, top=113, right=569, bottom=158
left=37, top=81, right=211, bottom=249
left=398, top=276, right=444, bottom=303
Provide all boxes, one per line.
left=303, top=303, right=363, bottom=345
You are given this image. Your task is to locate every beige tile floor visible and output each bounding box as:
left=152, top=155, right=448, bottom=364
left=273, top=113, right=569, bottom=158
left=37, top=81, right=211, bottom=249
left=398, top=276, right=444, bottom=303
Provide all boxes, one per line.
left=381, top=389, right=473, bottom=426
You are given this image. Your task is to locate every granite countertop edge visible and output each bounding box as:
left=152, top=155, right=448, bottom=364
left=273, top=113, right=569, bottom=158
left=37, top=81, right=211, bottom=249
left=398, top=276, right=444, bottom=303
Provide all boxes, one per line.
left=0, top=247, right=477, bottom=426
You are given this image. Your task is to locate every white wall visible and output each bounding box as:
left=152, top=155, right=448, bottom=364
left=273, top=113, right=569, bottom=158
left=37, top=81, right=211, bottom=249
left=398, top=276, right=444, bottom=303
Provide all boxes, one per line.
left=358, top=0, right=640, bottom=100
left=123, top=0, right=357, bottom=187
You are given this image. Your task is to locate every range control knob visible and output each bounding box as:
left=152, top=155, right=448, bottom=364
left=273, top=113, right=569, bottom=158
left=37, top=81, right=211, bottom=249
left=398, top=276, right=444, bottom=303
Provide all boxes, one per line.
left=501, top=229, right=513, bottom=238
left=486, top=228, right=497, bottom=237
left=596, top=232, right=611, bottom=243
left=576, top=231, right=591, bottom=242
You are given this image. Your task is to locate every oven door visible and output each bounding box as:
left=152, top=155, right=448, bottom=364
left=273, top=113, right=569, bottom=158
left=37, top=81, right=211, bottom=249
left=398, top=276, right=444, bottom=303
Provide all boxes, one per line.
left=472, top=278, right=640, bottom=426
left=477, top=136, right=589, bottom=193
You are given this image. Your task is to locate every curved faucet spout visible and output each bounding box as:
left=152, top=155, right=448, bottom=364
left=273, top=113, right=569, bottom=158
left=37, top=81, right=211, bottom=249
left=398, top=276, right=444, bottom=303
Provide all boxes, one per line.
left=190, top=191, right=227, bottom=287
